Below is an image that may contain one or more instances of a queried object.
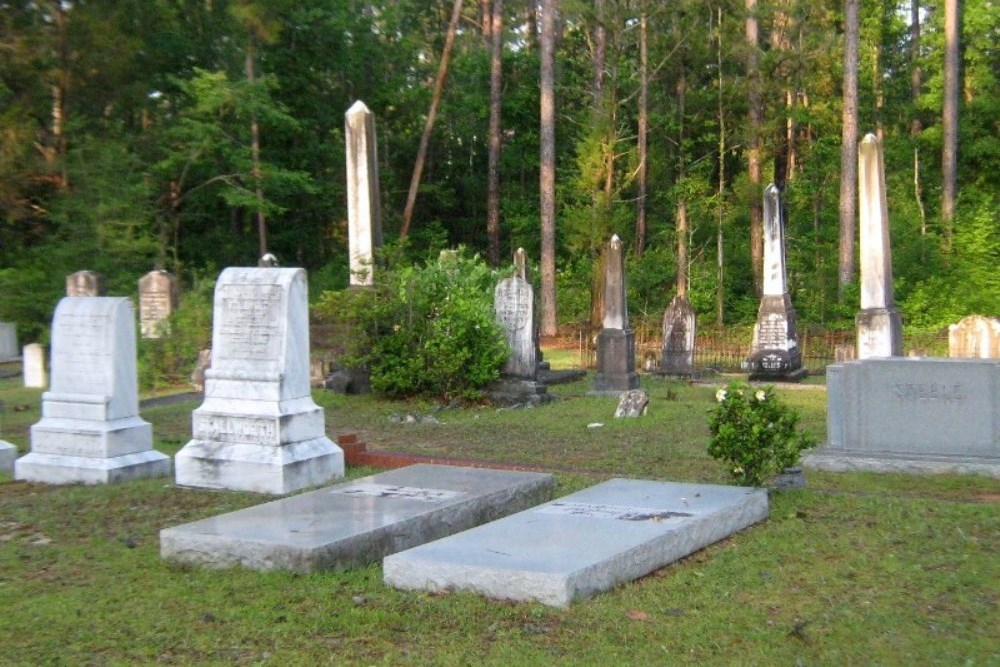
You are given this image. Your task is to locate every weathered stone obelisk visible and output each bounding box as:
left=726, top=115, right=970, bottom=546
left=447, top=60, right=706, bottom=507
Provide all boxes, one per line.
left=345, top=101, right=383, bottom=286
left=856, top=133, right=902, bottom=358
left=745, top=184, right=806, bottom=381
left=659, top=239, right=696, bottom=377
left=591, top=235, right=639, bottom=394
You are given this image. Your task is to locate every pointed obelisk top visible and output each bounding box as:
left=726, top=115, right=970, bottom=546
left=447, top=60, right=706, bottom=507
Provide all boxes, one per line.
left=602, top=235, right=627, bottom=330
left=762, top=184, right=788, bottom=297
left=858, top=133, right=894, bottom=310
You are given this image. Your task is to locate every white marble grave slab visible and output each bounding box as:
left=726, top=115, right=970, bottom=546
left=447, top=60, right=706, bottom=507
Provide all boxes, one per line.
left=384, top=478, right=768, bottom=607
left=161, top=464, right=554, bottom=572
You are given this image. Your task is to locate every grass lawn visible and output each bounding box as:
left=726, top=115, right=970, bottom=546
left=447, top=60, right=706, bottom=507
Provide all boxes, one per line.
left=1, top=373, right=997, bottom=665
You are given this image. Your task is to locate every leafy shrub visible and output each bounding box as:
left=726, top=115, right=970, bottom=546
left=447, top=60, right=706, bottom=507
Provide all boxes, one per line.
left=707, top=381, right=815, bottom=486
left=313, top=248, right=508, bottom=401
left=137, top=273, right=214, bottom=391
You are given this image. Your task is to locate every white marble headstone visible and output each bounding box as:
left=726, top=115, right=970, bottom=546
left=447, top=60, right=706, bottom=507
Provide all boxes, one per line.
left=174, top=267, right=344, bottom=494
left=345, top=101, right=383, bottom=286
left=15, top=297, right=169, bottom=484
left=495, top=276, right=537, bottom=379
left=139, top=270, right=179, bottom=338
left=22, top=343, right=46, bottom=388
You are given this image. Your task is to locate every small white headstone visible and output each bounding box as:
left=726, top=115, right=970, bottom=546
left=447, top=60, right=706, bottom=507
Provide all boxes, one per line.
left=15, top=297, right=169, bottom=484
left=65, top=270, right=104, bottom=296
left=174, top=267, right=344, bottom=494
left=138, top=270, right=179, bottom=338
left=23, top=343, right=46, bottom=388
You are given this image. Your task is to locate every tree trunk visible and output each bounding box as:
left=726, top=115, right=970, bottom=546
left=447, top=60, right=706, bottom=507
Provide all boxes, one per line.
left=49, top=0, right=69, bottom=189
left=399, top=0, right=464, bottom=239
left=592, top=0, right=606, bottom=108
left=911, top=0, right=927, bottom=238
left=838, top=0, right=859, bottom=298
left=539, top=0, right=558, bottom=337
left=245, top=30, right=268, bottom=258
left=941, top=0, right=961, bottom=250
left=676, top=45, right=688, bottom=299
left=635, top=4, right=648, bottom=257
left=716, top=7, right=726, bottom=327
left=486, top=0, right=504, bottom=266
left=745, top=0, right=763, bottom=296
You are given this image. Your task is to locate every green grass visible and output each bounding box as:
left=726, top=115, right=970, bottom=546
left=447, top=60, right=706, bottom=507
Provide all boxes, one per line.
left=1, top=375, right=998, bottom=665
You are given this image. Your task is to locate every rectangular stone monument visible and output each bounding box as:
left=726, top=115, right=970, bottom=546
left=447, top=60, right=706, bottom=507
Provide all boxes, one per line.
left=659, top=295, right=695, bottom=376
left=161, top=464, right=554, bottom=572
left=856, top=134, right=902, bottom=358
left=138, top=270, right=179, bottom=338
left=489, top=264, right=550, bottom=405
left=0, top=440, right=16, bottom=473
left=948, top=315, right=1000, bottom=359
left=0, top=322, right=17, bottom=361
left=174, top=268, right=344, bottom=494
left=384, top=478, right=769, bottom=607
left=805, top=358, right=1000, bottom=476
left=592, top=235, right=639, bottom=395
left=746, top=184, right=806, bottom=381
left=15, top=297, right=169, bottom=484
left=22, top=343, right=46, bottom=388
left=65, top=270, right=104, bottom=296
left=345, top=101, right=383, bottom=286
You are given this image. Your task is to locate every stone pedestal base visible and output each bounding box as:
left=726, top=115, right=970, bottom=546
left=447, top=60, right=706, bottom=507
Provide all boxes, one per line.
left=0, top=440, right=18, bottom=473
left=17, top=416, right=169, bottom=484
left=592, top=328, right=639, bottom=395
left=488, top=378, right=553, bottom=406
left=856, top=307, right=902, bottom=358
left=747, top=349, right=808, bottom=382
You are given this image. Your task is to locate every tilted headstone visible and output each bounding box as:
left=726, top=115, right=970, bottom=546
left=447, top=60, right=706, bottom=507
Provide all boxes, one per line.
left=190, top=348, right=211, bottom=392
left=659, top=296, right=695, bottom=377
left=489, top=271, right=550, bottom=405
left=745, top=185, right=806, bottom=381
left=513, top=247, right=550, bottom=373
left=345, top=101, right=383, bottom=286
left=23, top=343, right=46, bottom=388
left=0, top=322, right=18, bottom=361
left=174, top=268, right=344, bottom=494
left=613, top=389, right=649, bottom=418
left=138, top=270, right=179, bottom=339
left=856, top=134, right=902, bottom=358
left=948, top=315, right=1000, bottom=359
left=15, top=297, right=169, bottom=484
left=591, top=235, right=639, bottom=394
left=65, top=270, right=104, bottom=296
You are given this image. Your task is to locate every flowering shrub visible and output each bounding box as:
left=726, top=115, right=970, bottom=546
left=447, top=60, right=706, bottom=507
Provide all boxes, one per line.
left=707, top=381, right=815, bottom=486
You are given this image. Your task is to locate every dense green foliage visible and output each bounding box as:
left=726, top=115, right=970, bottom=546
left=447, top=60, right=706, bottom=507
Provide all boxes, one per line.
left=314, top=248, right=508, bottom=400
left=1, top=1, right=998, bottom=341
left=707, top=381, right=816, bottom=486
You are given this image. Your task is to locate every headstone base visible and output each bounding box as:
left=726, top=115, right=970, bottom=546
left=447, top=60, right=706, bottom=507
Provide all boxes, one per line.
left=488, top=378, right=553, bottom=406
left=384, top=479, right=769, bottom=607
left=14, top=449, right=169, bottom=484
left=175, top=437, right=344, bottom=494
left=161, top=464, right=554, bottom=572
left=29, top=415, right=155, bottom=458
left=856, top=307, right=903, bottom=358
left=0, top=440, right=17, bottom=473
left=747, top=353, right=808, bottom=382
left=592, top=328, right=639, bottom=395
left=803, top=450, right=1000, bottom=478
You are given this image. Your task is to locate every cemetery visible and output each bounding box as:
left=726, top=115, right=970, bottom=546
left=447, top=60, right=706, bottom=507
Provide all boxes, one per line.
left=1, top=3, right=998, bottom=663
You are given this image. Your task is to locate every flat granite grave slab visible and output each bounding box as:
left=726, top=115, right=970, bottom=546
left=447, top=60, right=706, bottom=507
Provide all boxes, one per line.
left=160, top=464, right=554, bottom=572
left=383, top=478, right=768, bottom=607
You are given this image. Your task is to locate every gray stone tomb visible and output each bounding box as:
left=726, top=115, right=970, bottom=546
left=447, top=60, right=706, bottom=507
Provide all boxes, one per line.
left=659, top=295, right=696, bottom=377
left=591, top=235, right=639, bottom=395
left=855, top=134, right=902, bottom=358
left=22, top=343, right=46, bottom=388
left=174, top=267, right=344, bottom=494
left=15, top=297, right=169, bottom=484
left=138, top=269, right=179, bottom=338
left=384, top=478, right=769, bottom=607
left=745, top=184, right=806, bottom=381
left=65, top=270, right=105, bottom=296
left=0, top=322, right=18, bottom=361
left=161, top=464, right=554, bottom=572
left=345, top=101, right=383, bottom=286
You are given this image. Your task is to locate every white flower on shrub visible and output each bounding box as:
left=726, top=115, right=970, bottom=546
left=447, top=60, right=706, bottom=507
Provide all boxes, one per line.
left=715, top=389, right=728, bottom=402
left=755, top=389, right=766, bottom=402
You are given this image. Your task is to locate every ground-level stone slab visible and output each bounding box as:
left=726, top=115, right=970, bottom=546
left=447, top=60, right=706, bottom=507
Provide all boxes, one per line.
left=383, top=479, right=768, bottom=607
left=160, top=464, right=554, bottom=572
left=0, top=440, right=17, bottom=473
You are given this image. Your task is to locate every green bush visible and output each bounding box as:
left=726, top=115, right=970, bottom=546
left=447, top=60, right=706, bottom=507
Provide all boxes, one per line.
left=313, top=248, right=509, bottom=401
left=137, top=273, right=214, bottom=391
left=707, top=381, right=815, bottom=486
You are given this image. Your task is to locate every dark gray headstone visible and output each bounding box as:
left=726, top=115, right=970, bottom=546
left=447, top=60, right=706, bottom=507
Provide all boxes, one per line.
left=660, top=295, right=695, bottom=376
left=592, top=235, right=639, bottom=395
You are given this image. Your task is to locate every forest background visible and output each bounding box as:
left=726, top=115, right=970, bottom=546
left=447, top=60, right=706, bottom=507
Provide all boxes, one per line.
left=1, top=0, right=998, bottom=345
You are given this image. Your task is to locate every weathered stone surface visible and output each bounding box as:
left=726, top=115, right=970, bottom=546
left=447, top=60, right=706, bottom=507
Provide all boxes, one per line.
left=613, top=389, right=648, bottom=418
left=16, top=297, right=169, bottom=484
left=495, top=276, right=536, bottom=379
left=0, top=440, right=16, bottom=473
left=659, top=295, right=695, bottom=377
left=175, top=268, right=343, bottom=494
left=384, top=478, right=769, bottom=607
left=592, top=236, right=639, bottom=395
left=948, top=315, right=1000, bottom=359
left=856, top=134, right=902, bottom=358
left=138, top=270, right=178, bottom=338
left=345, top=101, right=383, bottom=286
left=22, top=343, right=45, bottom=388
left=806, top=358, right=1000, bottom=477
left=161, top=464, right=554, bottom=572
left=0, top=322, right=17, bottom=361
left=65, top=270, right=104, bottom=296
left=190, top=348, right=211, bottom=392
